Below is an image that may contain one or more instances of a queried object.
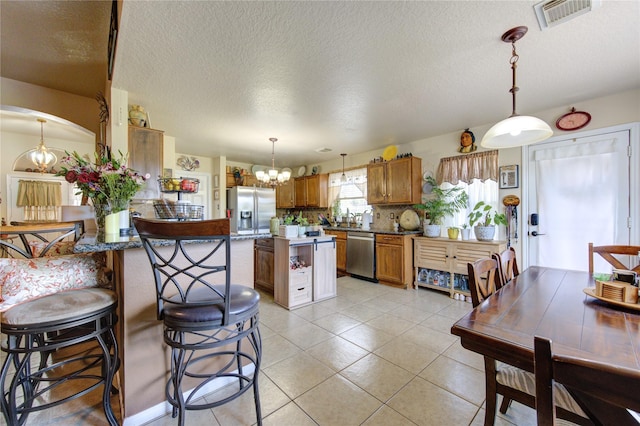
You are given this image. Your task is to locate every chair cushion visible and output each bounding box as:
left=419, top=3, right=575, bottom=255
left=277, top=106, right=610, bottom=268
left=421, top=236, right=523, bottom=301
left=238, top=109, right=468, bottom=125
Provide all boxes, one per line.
left=163, top=285, right=260, bottom=326
left=2, top=288, right=116, bottom=326
left=28, top=240, right=76, bottom=257
left=496, top=362, right=587, bottom=417
left=0, top=253, right=110, bottom=312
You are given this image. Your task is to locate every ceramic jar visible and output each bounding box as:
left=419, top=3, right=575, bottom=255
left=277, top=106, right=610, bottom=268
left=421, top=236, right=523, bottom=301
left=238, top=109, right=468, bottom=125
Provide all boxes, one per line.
left=129, top=105, right=147, bottom=127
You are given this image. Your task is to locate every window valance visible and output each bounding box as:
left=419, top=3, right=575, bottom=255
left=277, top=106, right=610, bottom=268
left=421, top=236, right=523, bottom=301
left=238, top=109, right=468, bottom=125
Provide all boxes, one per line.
left=436, top=150, right=499, bottom=185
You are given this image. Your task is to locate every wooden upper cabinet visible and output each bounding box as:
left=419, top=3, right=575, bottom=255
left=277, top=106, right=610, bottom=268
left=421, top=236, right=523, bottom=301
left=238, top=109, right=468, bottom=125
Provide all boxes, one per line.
left=294, top=174, right=328, bottom=208
left=276, top=179, right=295, bottom=208
left=367, top=156, right=421, bottom=205
left=367, top=162, right=387, bottom=204
left=128, top=126, right=163, bottom=199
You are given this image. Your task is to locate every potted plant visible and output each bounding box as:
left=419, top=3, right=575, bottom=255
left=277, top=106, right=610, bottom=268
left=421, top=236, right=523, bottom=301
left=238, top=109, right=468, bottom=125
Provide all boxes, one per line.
left=447, top=226, right=460, bottom=240
left=467, top=201, right=507, bottom=241
left=280, top=214, right=299, bottom=238
left=460, top=223, right=471, bottom=241
left=413, top=176, right=468, bottom=238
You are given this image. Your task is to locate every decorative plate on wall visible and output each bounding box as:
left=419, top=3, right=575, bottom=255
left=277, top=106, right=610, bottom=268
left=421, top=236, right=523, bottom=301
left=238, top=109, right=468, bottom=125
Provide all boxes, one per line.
left=297, top=166, right=306, bottom=177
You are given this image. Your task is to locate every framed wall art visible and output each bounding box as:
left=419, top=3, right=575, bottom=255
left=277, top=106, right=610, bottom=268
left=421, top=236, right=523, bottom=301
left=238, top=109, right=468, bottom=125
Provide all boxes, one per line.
left=499, top=165, right=519, bottom=189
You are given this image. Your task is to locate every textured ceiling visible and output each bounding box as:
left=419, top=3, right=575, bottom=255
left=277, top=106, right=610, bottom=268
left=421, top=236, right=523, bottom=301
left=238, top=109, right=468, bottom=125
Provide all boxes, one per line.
left=2, top=1, right=639, bottom=168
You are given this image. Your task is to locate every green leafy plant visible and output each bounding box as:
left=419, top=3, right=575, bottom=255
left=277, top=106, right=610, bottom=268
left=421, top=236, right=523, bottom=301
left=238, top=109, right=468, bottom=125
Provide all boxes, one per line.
left=283, top=215, right=295, bottom=225
left=413, top=176, right=468, bottom=225
left=295, top=211, right=309, bottom=226
left=461, top=223, right=469, bottom=229
left=468, top=201, right=507, bottom=227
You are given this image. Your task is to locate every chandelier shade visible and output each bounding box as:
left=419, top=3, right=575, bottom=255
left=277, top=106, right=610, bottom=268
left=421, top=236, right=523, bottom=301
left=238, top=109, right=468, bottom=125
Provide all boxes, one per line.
left=255, top=138, right=291, bottom=187
left=28, top=118, right=57, bottom=173
left=480, top=26, right=552, bottom=148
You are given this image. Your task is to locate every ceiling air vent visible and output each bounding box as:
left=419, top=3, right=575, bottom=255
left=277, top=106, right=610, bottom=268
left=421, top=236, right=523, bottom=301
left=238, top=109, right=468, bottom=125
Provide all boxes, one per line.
left=534, top=0, right=601, bottom=31
left=314, top=147, right=332, bottom=153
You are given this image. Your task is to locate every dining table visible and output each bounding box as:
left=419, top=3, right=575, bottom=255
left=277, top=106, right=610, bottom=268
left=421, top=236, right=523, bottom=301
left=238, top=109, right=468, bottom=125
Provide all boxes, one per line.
left=451, top=266, right=640, bottom=425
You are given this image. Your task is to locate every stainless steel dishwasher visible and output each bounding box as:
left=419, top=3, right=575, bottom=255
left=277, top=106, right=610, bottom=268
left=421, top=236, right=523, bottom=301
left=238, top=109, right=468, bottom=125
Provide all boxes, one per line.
left=346, top=231, right=377, bottom=282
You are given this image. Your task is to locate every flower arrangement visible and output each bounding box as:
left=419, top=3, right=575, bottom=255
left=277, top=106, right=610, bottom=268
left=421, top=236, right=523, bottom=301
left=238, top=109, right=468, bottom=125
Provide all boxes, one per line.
left=57, top=150, right=149, bottom=212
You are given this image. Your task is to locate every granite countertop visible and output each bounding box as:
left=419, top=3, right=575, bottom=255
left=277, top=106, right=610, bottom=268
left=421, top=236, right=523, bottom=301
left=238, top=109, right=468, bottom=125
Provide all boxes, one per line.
left=322, top=226, right=422, bottom=236
left=73, top=232, right=273, bottom=253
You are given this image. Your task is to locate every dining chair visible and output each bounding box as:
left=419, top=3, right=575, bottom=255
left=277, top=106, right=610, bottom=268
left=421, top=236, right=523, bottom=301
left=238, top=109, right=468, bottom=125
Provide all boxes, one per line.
left=492, top=247, right=519, bottom=289
left=134, top=217, right=262, bottom=426
left=467, top=259, right=590, bottom=426
left=534, top=336, right=640, bottom=426
left=0, top=255, right=120, bottom=425
left=588, top=243, right=640, bottom=275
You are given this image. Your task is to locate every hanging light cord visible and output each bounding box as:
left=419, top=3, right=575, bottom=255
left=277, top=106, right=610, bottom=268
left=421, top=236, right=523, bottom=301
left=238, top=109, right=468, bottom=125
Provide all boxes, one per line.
left=509, top=41, right=520, bottom=118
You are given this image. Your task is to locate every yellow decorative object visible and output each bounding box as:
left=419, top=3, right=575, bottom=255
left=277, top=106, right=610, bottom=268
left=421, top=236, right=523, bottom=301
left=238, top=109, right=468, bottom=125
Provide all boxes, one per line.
left=382, top=145, right=398, bottom=161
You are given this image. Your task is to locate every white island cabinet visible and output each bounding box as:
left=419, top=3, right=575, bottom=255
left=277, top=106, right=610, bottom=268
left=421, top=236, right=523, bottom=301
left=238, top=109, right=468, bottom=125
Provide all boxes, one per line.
left=274, top=235, right=337, bottom=309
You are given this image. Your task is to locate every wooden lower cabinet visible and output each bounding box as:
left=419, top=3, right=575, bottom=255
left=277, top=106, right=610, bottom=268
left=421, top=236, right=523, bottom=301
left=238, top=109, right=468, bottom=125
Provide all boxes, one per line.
left=413, top=237, right=506, bottom=298
left=375, top=234, right=414, bottom=289
left=324, top=230, right=346, bottom=272
left=254, top=238, right=274, bottom=294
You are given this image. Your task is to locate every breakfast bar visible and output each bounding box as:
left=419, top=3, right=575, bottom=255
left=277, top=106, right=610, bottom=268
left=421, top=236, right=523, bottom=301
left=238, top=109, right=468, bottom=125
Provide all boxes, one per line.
left=74, top=232, right=264, bottom=423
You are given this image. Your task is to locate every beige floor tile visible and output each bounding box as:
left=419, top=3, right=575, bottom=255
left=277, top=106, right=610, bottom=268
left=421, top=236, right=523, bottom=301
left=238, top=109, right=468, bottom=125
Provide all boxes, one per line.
left=361, top=404, right=418, bottom=425
left=496, top=399, right=538, bottom=426
left=365, top=312, right=416, bottom=335
left=278, top=321, right=334, bottom=350
left=146, top=406, right=220, bottom=426
left=387, top=377, right=478, bottom=426
left=420, top=312, right=459, bottom=334
left=340, top=353, right=415, bottom=402
left=262, top=352, right=334, bottom=399
left=312, top=311, right=361, bottom=334
left=295, top=374, right=382, bottom=425
left=419, top=354, right=487, bottom=406
left=437, top=299, right=474, bottom=320
left=339, top=302, right=384, bottom=322
left=471, top=407, right=523, bottom=426
left=443, top=340, right=485, bottom=371
left=401, top=323, right=458, bottom=354
left=262, top=401, right=316, bottom=426
left=259, top=307, right=310, bottom=333
left=305, top=335, right=369, bottom=371
left=339, top=323, right=395, bottom=352
left=261, top=334, right=302, bottom=368
left=361, top=296, right=402, bottom=313
left=374, top=336, right=440, bottom=374
left=291, top=302, right=336, bottom=321
left=389, top=304, right=433, bottom=323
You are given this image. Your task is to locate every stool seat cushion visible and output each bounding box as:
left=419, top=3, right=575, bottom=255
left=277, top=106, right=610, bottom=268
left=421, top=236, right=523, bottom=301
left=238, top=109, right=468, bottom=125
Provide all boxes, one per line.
left=0, top=253, right=110, bottom=312
left=2, top=288, right=116, bottom=327
left=164, top=285, right=259, bottom=326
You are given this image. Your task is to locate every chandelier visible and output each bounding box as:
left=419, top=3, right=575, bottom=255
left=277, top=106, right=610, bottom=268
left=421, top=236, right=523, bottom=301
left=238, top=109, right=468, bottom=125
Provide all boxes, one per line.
left=255, top=138, right=291, bottom=187
left=28, top=118, right=57, bottom=173
left=481, top=26, right=553, bottom=148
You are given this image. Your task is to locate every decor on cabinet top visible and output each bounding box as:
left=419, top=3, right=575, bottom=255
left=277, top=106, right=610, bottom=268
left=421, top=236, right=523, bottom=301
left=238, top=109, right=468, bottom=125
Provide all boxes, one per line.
left=128, top=104, right=149, bottom=128
left=176, top=155, right=200, bottom=171
left=458, top=128, right=477, bottom=154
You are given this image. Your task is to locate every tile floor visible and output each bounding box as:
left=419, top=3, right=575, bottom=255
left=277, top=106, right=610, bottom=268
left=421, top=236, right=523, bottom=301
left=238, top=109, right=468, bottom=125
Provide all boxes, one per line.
left=1, top=276, right=539, bottom=425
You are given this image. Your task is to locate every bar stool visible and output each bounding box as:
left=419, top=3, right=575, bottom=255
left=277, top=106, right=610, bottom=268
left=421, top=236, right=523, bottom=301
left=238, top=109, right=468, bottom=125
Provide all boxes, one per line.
left=133, top=217, right=262, bottom=426
left=0, top=288, right=120, bottom=425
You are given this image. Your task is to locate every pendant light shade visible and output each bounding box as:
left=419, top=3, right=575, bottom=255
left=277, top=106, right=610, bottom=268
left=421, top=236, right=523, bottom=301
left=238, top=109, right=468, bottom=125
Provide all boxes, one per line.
left=481, top=26, right=552, bottom=148
left=255, top=137, right=291, bottom=187
left=340, top=153, right=347, bottom=183
left=28, top=118, right=57, bottom=173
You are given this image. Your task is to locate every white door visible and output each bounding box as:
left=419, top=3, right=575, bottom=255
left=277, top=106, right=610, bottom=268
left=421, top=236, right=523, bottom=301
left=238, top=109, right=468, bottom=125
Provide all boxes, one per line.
left=526, top=130, right=632, bottom=272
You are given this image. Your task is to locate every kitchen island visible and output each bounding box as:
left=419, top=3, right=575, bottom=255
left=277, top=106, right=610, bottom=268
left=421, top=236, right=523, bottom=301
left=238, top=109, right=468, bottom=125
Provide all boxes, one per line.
left=74, top=232, right=268, bottom=424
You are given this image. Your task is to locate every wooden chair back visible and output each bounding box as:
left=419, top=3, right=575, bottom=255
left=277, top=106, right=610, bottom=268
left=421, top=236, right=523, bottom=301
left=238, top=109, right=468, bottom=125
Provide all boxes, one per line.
left=534, top=336, right=640, bottom=426
left=588, top=243, right=640, bottom=274
left=493, top=247, right=520, bottom=289
left=467, top=257, right=500, bottom=307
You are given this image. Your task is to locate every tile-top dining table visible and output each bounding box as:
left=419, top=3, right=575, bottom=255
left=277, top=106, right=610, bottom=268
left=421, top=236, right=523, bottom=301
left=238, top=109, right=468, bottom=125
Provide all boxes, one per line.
left=451, top=266, right=640, bottom=424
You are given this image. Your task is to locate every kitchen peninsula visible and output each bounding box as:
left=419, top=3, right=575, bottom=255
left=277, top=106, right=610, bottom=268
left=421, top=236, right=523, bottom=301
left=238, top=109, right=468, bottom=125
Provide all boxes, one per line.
left=73, top=231, right=267, bottom=423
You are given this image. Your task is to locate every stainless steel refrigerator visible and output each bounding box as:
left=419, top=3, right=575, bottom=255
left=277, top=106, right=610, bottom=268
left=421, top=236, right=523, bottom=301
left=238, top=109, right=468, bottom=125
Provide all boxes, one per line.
left=228, top=186, right=276, bottom=234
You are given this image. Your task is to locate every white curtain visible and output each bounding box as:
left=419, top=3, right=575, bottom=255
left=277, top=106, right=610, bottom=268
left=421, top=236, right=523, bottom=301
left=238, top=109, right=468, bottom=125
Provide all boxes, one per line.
left=16, top=180, right=62, bottom=222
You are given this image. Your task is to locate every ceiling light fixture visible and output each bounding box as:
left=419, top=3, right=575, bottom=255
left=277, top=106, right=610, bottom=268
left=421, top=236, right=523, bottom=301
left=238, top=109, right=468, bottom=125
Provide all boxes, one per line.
left=255, top=138, right=291, bottom=187
left=481, top=26, right=553, bottom=148
left=340, top=153, right=347, bottom=183
left=28, top=118, right=57, bottom=173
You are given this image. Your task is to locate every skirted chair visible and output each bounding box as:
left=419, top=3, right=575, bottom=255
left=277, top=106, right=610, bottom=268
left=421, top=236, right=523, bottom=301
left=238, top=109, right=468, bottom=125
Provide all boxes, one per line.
left=133, top=217, right=262, bottom=426
left=0, top=252, right=120, bottom=425
left=467, top=258, right=590, bottom=426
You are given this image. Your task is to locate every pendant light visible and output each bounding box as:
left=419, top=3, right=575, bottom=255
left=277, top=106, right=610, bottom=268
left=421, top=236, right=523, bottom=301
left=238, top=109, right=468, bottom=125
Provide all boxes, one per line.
left=340, top=153, right=347, bottom=183
left=28, top=118, right=57, bottom=173
left=481, top=26, right=553, bottom=148
left=255, top=138, right=291, bottom=187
